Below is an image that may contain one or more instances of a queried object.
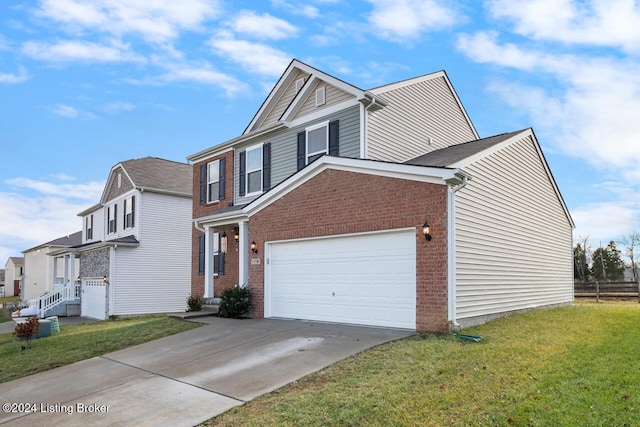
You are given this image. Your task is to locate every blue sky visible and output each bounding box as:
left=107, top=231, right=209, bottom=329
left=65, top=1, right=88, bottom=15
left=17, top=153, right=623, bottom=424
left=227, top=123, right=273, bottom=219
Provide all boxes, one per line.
left=1, top=0, right=639, bottom=263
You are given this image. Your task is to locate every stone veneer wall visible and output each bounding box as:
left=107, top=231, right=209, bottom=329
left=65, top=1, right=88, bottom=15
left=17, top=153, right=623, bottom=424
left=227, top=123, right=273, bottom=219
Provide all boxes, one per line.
left=79, top=247, right=110, bottom=278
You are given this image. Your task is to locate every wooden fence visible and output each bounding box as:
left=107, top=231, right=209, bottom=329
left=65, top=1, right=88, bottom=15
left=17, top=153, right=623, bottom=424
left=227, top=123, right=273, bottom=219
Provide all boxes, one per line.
left=575, top=281, right=640, bottom=302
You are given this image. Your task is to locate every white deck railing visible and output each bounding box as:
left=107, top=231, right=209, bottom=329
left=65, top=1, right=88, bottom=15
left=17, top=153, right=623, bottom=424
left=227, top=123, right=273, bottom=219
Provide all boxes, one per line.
left=36, top=282, right=81, bottom=318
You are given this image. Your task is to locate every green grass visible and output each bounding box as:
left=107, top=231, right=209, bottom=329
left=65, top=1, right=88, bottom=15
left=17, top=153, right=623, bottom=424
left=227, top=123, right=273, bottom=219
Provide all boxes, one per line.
left=0, top=296, right=21, bottom=323
left=0, top=316, right=200, bottom=384
left=207, top=303, right=640, bottom=426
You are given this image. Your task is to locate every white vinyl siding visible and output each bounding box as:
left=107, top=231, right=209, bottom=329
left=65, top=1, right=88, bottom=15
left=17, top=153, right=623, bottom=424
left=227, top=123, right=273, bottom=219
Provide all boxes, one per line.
left=105, top=191, right=138, bottom=241
left=111, top=192, right=191, bottom=315
left=83, top=210, right=104, bottom=244
left=367, top=75, right=477, bottom=162
left=235, top=105, right=360, bottom=205
left=454, top=136, right=573, bottom=325
left=261, top=70, right=310, bottom=128
left=292, top=79, right=355, bottom=120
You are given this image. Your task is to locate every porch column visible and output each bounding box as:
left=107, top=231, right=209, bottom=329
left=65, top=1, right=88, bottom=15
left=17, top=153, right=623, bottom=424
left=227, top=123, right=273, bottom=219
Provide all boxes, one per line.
left=204, top=226, right=215, bottom=298
left=63, top=255, right=70, bottom=285
left=68, top=254, right=76, bottom=286
left=238, top=220, right=249, bottom=287
left=53, top=257, right=59, bottom=285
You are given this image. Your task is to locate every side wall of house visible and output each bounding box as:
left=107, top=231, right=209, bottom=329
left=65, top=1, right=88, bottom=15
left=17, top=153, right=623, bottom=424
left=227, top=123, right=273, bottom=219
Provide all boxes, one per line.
left=22, top=250, right=47, bottom=301
left=367, top=76, right=477, bottom=163
left=247, top=169, right=450, bottom=332
left=454, top=135, right=574, bottom=326
left=112, top=192, right=192, bottom=315
left=234, top=105, right=361, bottom=205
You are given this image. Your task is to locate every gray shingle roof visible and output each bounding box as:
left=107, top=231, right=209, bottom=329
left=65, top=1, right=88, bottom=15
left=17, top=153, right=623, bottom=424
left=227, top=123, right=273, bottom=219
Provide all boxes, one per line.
left=405, top=130, right=526, bottom=167
left=24, top=231, right=83, bottom=253
left=120, top=157, right=192, bottom=195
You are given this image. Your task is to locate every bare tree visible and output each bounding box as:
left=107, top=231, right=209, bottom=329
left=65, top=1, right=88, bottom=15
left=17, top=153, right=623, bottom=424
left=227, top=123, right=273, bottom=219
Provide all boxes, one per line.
left=574, top=235, right=592, bottom=282
left=620, top=232, right=640, bottom=282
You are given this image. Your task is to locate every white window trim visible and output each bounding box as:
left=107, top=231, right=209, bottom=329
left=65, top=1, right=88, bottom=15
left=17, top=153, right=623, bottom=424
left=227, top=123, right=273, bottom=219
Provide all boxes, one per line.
left=305, top=121, right=329, bottom=164
left=245, top=143, right=264, bottom=197
left=207, top=159, right=221, bottom=203
left=124, top=196, right=134, bottom=228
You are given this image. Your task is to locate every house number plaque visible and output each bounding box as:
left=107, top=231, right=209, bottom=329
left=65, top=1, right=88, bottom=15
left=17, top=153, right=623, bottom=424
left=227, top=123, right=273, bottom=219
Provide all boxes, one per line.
left=251, top=258, right=260, bottom=265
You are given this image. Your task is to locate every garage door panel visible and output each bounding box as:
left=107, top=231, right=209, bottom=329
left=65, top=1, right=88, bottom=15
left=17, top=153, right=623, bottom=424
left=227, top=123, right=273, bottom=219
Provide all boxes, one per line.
left=267, top=230, right=416, bottom=329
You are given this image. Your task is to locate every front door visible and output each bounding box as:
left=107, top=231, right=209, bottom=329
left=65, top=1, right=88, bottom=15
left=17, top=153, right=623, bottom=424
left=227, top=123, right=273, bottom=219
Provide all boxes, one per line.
left=14, top=280, right=20, bottom=296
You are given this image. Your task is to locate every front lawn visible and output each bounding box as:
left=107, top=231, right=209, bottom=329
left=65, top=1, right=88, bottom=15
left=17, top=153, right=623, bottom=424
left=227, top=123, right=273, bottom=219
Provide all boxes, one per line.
left=0, top=316, right=200, bottom=384
left=0, top=296, right=21, bottom=323
left=208, top=303, right=640, bottom=426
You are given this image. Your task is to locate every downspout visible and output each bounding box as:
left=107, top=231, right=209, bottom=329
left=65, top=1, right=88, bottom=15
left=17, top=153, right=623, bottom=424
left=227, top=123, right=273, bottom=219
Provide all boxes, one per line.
left=361, top=96, right=378, bottom=159
left=448, top=175, right=468, bottom=329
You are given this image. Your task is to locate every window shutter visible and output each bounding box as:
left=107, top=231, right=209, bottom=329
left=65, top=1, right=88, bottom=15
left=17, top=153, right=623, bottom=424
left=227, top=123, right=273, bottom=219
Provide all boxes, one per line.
left=131, top=196, right=135, bottom=227
left=239, top=151, right=246, bottom=197
left=198, top=234, right=205, bottom=276
left=123, top=199, right=127, bottom=226
left=199, top=164, right=207, bottom=204
left=297, top=132, right=306, bottom=171
left=218, top=158, right=226, bottom=200
left=329, top=120, right=339, bottom=156
left=263, top=142, right=271, bottom=191
left=219, top=252, right=225, bottom=275
left=114, top=204, right=117, bottom=231
left=107, top=207, right=111, bottom=233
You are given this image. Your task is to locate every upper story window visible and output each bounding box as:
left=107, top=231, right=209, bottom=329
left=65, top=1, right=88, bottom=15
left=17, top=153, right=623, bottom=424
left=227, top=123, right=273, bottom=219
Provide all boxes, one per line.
left=246, top=145, right=263, bottom=195
left=124, top=196, right=135, bottom=228
left=297, top=120, right=339, bottom=171
left=85, top=214, right=94, bottom=240
left=199, top=158, right=226, bottom=205
left=107, top=204, right=117, bottom=234
left=239, top=143, right=271, bottom=198
left=306, top=122, right=328, bottom=164
left=208, top=160, right=220, bottom=202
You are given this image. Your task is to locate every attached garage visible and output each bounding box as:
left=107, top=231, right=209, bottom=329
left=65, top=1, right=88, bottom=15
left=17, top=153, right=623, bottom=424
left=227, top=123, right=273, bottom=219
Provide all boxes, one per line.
left=81, top=278, right=107, bottom=320
left=265, top=229, right=416, bottom=329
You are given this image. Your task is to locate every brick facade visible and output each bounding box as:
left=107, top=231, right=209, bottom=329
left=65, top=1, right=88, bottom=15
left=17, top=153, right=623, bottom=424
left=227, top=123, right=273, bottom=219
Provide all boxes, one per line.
left=191, top=150, right=236, bottom=297
left=248, top=169, right=450, bottom=333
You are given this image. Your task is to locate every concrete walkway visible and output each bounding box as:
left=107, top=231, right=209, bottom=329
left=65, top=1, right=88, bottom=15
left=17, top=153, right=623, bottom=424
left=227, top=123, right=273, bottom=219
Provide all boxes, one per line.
left=0, top=317, right=413, bottom=426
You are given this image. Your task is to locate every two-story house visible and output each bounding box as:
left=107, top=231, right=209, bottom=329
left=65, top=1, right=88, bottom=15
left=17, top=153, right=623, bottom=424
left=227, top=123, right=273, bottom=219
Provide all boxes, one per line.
left=188, top=60, right=574, bottom=333
left=21, top=231, right=82, bottom=302
left=49, top=157, right=193, bottom=320
left=3, top=257, right=23, bottom=298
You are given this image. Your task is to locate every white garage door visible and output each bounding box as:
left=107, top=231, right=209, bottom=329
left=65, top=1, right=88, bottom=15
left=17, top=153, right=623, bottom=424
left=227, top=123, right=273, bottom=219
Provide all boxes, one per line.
left=81, top=278, right=107, bottom=320
left=266, top=229, right=416, bottom=329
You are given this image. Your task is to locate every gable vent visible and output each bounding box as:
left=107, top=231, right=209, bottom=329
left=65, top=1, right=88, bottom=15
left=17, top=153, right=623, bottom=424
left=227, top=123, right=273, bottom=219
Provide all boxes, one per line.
left=295, top=77, right=305, bottom=93
left=315, top=86, right=326, bottom=107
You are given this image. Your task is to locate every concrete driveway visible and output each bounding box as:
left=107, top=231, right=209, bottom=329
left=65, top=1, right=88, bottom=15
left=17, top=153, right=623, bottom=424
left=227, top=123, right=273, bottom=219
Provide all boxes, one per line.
left=0, top=317, right=413, bottom=426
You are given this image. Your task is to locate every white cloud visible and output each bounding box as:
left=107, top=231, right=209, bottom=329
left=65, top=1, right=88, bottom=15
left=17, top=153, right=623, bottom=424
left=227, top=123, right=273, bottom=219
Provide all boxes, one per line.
left=48, top=104, right=97, bottom=119
left=366, top=0, right=460, bottom=42
left=457, top=31, right=640, bottom=180
left=34, top=0, right=221, bottom=43
left=572, top=201, right=639, bottom=245
left=0, top=177, right=104, bottom=258
left=230, top=10, right=298, bottom=40
left=22, top=39, right=145, bottom=63
left=100, top=102, right=136, bottom=115
left=209, top=31, right=292, bottom=76
left=6, top=178, right=103, bottom=200
left=270, top=0, right=319, bottom=18
left=487, top=0, right=640, bottom=54
left=127, top=61, right=246, bottom=95
left=0, top=66, right=28, bottom=84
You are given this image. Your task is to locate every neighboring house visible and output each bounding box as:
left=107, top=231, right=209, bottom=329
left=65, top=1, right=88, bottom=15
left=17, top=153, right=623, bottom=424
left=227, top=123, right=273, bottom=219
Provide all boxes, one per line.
left=21, top=231, right=82, bottom=302
left=187, top=59, right=574, bottom=333
left=4, top=257, right=24, bottom=298
left=53, top=157, right=193, bottom=320
left=0, top=269, right=5, bottom=297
